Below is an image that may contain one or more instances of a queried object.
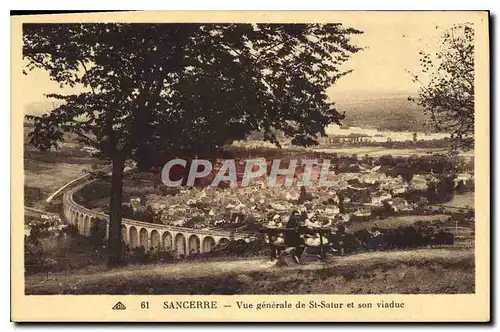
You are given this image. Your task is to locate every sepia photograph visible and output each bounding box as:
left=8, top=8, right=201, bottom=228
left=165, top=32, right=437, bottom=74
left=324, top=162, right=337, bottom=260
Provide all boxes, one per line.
left=11, top=10, right=490, bottom=322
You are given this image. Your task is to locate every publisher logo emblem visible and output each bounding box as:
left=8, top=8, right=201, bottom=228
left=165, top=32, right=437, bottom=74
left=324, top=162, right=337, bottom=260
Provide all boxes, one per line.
left=112, top=302, right=126, bottom=310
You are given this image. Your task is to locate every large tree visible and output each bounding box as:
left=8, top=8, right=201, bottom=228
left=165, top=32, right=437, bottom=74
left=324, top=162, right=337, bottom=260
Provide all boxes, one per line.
left=410, top=23, right=474, bottom=151
left=23, top=23, right=362, bottom=266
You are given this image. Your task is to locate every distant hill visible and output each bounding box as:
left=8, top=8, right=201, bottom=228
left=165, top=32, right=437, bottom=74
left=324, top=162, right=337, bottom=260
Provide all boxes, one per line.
left=23, top=100, right=59, bottom=116
left=24, top=95, right=435, bottom=133
left=334, top=95, right=434, bottom=132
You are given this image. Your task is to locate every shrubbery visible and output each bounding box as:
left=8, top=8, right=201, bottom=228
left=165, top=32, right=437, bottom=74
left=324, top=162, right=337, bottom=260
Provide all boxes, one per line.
left=24, top=186, right=44, bottom=206
left=334, top=222, right=455, bottom=254
left=122, top=245, right=176, bottom=264
left=24, top=222, right=80, bottom=274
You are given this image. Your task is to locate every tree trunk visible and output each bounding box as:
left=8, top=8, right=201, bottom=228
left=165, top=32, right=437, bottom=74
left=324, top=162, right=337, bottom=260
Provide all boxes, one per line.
left=107, top=155, right=125, bottom=267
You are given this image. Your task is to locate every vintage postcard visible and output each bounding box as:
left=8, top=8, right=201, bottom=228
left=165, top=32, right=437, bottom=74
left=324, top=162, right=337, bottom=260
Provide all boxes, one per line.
left=11, top=11, right=490, bottom=322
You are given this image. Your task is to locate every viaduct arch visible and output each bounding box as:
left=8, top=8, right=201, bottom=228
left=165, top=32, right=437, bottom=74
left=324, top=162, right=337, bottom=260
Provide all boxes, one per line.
left=62, top=181, right=255, bottom=256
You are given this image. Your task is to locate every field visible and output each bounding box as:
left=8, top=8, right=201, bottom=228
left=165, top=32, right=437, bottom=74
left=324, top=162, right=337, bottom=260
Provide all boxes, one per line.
left=24, top=150, right=105, bottom=209
left=439, top=192, right=475, bottom=208
left=24, top=158, right=92, bottom=194
left=312, top=146, right=474, bottom=158
left=25, top=248, right=474, bottom=295
left=23, top=125, right=105, bottom=206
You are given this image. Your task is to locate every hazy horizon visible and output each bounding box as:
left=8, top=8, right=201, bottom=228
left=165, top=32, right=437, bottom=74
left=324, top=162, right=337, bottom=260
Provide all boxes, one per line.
left=22, top=17, right=453, bottom=116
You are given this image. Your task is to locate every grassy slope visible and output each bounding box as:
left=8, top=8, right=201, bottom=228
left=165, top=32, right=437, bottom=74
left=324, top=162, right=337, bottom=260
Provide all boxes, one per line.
left=24, top=158, right=92, bottom=194
left=337, top=96, right=430, bottom=132
left=26, top=248, right=474, bottom=295
left=23, top=126, right=107, bottom=208
left=24, top=124, right=104, bottom=194
left=440, top=193, right=475, bottom=208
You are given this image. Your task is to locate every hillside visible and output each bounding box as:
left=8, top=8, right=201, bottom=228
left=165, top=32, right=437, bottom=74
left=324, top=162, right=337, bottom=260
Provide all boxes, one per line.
left=23, top=100, right=60, bottom=116
left=334, top=95, right=432, bottom=132
left=26, top=248, right=474, bottom=295
left=25, top=96, right=434, bottom=133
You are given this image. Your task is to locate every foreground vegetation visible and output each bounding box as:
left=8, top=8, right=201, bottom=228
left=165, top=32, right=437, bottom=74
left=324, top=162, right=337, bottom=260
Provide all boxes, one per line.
left=25, top=248, right=474, bottom=295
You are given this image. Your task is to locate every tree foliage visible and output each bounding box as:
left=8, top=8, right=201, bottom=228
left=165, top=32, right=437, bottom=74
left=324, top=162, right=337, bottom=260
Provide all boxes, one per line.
left=409, top=23, right=474, bottom=151
left=23, top=23, right=362, bottom=265
left=24, top=23, right=362, bottom=158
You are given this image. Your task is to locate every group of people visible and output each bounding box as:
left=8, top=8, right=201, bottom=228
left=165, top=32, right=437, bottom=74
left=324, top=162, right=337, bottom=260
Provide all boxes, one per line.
left=266, top=210, right=340, bottom=264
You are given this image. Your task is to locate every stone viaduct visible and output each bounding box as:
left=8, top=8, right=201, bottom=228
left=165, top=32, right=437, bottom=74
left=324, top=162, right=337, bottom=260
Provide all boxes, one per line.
left=62, top=179, right=256, bottom=256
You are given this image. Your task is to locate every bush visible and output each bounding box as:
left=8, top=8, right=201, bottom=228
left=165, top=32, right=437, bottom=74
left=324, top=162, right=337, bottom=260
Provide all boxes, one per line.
left=24, top=240, right=44, bottom=274
left=89, top=219, right=108, bottom=246
left=148, top=246, right=176, bottom=263
left=325, top=222, right=456, bottom=255
left=73, top=180, right=110, bottom=205
left=24, top=186, right=45, bottom=206
left=209, top=238, right=267, bottom=257
left=158, top=186, right=181, bottom=196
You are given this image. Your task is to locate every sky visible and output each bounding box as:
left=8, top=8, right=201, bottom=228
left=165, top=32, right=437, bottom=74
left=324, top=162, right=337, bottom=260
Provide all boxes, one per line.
left=22, top=16, right=452, bottom=113
left=327, top=16, right=445, bottom=101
